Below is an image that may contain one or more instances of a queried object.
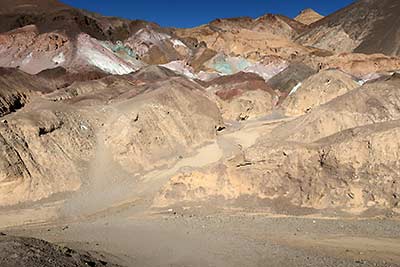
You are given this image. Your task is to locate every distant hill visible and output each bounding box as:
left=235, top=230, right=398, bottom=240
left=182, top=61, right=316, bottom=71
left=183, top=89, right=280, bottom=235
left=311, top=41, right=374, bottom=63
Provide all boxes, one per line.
left=294, top=8, right=324, bottom=25
left=297, top=0, right=400, bottom=56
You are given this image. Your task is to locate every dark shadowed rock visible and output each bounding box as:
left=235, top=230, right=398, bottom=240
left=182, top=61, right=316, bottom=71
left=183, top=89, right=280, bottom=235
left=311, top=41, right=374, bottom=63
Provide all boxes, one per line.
left=298, top=0, right=400, bottom=56
left=0, top=235, right=122, bottom=267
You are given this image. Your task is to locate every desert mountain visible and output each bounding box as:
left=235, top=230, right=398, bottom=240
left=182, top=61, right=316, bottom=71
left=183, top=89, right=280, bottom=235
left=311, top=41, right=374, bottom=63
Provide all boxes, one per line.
left=1, top=0, right=400, bottom=266
left=0, top=0, right=159, bottom=41
left=0, top=0, right=67, bottom=15
left=0, top=0, right=400, bottom=210
left=294, top=8, right=324, bottom=25
left=156, top=75, right=400, bottom=213
left=0, top=0, right=399, bottom=213
left=174, top=14, right=310, bottom=61
left=298, top=0, right=400, bottom=56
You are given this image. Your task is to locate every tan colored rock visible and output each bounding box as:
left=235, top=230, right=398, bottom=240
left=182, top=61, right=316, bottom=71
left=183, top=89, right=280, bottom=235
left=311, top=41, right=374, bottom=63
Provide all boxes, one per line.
left=174, top=15, right=311, bottom=61
left=282, top=69, right=360, bottom=116
left=0, top=69, right=35, bottom=117
left=302, top=53, right=400, bottom=79
left=156, top=119, right=400, bottom=213
left=274, top=76, right=400, bottom=143
left=103, top=77, right=223, bottom=172
left=215, top=90, right=275, bottom=121
left=206, top=72, right=278, bottom=121
left=0, top=107, right=96, bottom=206
left=0, top=67, right=224, bottom=207
left=155, top=77, right=400, bottom=213
left=294, top=9, right=324, bottom=25
left=0, top=25, right=72, bottom=74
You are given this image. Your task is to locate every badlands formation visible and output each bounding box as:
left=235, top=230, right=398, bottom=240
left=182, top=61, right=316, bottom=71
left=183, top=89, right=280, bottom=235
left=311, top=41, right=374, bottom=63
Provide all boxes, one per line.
left=1, top=0, right=400, bottom=266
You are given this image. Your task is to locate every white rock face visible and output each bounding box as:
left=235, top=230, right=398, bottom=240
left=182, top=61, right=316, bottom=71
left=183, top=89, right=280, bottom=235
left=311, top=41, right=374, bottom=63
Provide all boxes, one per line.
left=77, top=34, right=136, bottom=75
left=171, top=39, right=187, bottom=48
left=205, top=54, right=288, bottom=81
left=161, top=61, right=196, bottom=79
left=244, top=62, right=288, bottom=81
left=82, top=48, right=134, bottom=75
left=289, top=82, right=302, bottom=96
left=52, top=52, right=65, bottom=65
left=22, top=52, right=33, bottom=65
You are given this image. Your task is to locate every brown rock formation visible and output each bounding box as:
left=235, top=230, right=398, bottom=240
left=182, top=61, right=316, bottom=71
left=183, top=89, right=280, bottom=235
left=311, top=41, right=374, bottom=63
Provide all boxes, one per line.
left=294, top=9, right=324, bottom=25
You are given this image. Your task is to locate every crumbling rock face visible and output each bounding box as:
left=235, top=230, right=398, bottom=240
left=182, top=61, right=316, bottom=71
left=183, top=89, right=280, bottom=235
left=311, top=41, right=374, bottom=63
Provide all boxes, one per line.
left=281, top=69, right=360, bottom=116
left=301, top=53, right=400, bottom=80
left=174, top=15, right=311, bottom=61
left=206, top=72, right=278, bottom=121
left=155, top=120, right=400, bottom=214
left=0, top=92, right=27, bottom=117
left=266, top=62, right=317, bottom=98
left=274, top=77, right=400, bottom=143
left=216, top=90, right=275, bottom=121
left=155, top=78, right=400, bottom=214
left=104, top=77, right=224, bottom=172
left=125, top=27, right=191, bottom=65
left=0, top=68, right=48, bottom=117
left=1, top=0, right=400, bottom=218
left=0, top=107, right=96, bottom=206
left=242, top=120, right=400, bottom=212
left=0, top=68, right=224, bottom=207
left=0, top=25, right=145, bottom=76
left=0, top=25, right=72, bottom=74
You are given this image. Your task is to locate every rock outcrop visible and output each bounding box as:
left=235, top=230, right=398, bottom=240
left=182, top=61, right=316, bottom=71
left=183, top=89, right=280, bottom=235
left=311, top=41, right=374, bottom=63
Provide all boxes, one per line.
left=174, top=14, right=310, bottom=61
left=0, top=106, right=96, bottom=206
left=281, top=69, right=360, bottom=116
left=294, top=9, right=324, bottom=25
left=301, top=53, right=400, bottom=80
left=103, top=77, right=223, bottom=172
left=155, top=77, right=400, bottom=214
left=206, top=72, right=278, bottom=121
left=0, top=69, right=223, bottom=206
left=267, top=62, right=317, bottom=98
left=275, top=75, right=400, bottom=142
left=1, top=0, right=400, bottom=218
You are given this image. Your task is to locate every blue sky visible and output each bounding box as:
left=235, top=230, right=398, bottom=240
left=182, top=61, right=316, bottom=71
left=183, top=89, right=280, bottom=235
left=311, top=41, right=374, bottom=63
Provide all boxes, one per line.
left=61, top=0, right=355, bottom=28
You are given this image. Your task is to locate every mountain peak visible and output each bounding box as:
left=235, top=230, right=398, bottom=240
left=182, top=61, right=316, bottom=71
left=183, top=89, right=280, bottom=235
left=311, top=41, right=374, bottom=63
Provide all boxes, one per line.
left=0, top=0, right=68, bottom=14
left=294, top=8, right=324, bottom=25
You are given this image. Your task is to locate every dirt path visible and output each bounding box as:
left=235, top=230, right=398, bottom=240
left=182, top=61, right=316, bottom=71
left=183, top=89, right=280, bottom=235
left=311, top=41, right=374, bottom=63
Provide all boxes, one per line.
left=5, top=213, right=400, bottom=267
left=60, top=115, right=281, bottom=220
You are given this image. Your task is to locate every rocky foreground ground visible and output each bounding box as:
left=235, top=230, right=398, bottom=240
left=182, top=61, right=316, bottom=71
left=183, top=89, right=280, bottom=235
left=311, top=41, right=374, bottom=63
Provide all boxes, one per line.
left=0, top=233, right=121, bottom=267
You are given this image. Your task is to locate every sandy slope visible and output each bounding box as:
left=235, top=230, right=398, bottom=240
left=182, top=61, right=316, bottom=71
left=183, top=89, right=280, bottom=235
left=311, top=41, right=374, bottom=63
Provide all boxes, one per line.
left=1, top=115, right=400, bottom=267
